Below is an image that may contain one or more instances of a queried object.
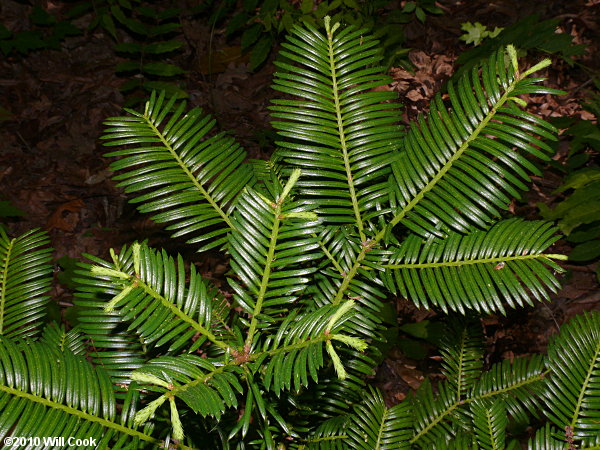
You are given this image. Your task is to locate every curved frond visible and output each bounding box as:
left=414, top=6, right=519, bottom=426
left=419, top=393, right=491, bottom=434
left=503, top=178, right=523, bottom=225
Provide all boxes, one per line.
left=260, top=307, right=332, bottom=396
left=0, top=338, right=156, bottom=448
left=102, top=91, right=256, bottom=251
left=347, top=386, right=412, bottom=449
left=383, top=219, right=564, bottom=314
left=527, top=424, right=568, bottom=450
left=389, top=46, right=562, bottom=238
left=312, top=229, right=390, bottom=340
left=227, top=170, right=322, bottom=345
left=82, top=242, right=235, bottom=354
left=305, top=416, right=349, bottom=450
left=40, top=323, right=87, bottom=356
left=294, top=350, right=376, bottom=421
left=132, top=354, right=244, bottom=421
left=411, top=380, right=459, bottom=445
left=270, top=19, right=403, bottom=238
left=261, top=300, right=368, bottom=396
left=439, top=319, right=484, bottom=400
left=471, top=354, right=546, bottom=424
left=0, top=228, right=52, bottom=341
left=74, top=255, right=146, bottom=385
left=411, top=354, right=546, bottom=446
left=470, top=399, right=508, bottom=450
left=542, top=311, right=600, bottom=441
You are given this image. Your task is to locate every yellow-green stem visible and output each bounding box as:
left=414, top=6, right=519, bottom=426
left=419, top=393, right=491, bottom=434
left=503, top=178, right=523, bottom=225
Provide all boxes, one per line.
left=334, top=66, right=526, bottom=304
left=0, top=385, right=158, bottom=445
left=143, top=110, right=236, bottom=231
left=326, top=22, right=366, bottom=243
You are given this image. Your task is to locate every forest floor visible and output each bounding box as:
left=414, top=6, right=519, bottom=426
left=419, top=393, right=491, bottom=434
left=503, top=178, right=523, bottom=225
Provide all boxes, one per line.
left=1, top=0, right=599, bottom=406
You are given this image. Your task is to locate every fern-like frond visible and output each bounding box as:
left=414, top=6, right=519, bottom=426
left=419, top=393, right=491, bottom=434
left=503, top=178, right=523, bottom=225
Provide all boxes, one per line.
left=74, top=254, right=146, bottom=384
left=0, top=338, right=157, bottom=448
left=260, top=300, right=367, bottom=396
left=74, top=243, right=236, bottom=384
left=304, top=416, right=349, bottom=449
left=260, top=307, right=331, bottom=396
left=542, top=311, right=600, bottom=441
left=470, top=399, right=508, bottom=450
left=527, top=424, right=568, bottom=450
left=411, top=380, right=461, bottom=445
left=471, top=354, right=546, bottom=424
left=83, top=242, right=235, bottom=354
left=102, top=90, right=255, bottom=251
left=383, top=219, right=565, bottom=314
left=132, top=354, right=244, bottom=421
left=227, top=170, right=322, bottom=345
left=431, top=433, right=476, bottom=450
left=346, top=386, right=412, bottom=449
left=40, top=322, right=87, bottom=356
left=270, top=18, right=403, bottom=239
left=293, top=350, right=376, bottom=421
left=411, top=354, right=546, bottom=446
left=388, top=46, right=562, bottom=238
left=317, top=225, right=362, bottom=273
left=0, top=228, right=52, bottom=341
left=439, top=319, right=484, bottom=400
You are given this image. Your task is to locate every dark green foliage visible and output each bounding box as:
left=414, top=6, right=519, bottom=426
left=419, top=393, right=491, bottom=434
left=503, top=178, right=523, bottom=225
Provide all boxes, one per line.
left=0, top=6, right=80, bottom=56
left=538, top=98, right=600, bottom=279
left=0, top=228, right=52, bottom=341
left=102, top=93, right=255, bottom=251
left=342, top=313, right=599, bottom=449
left=542, top=312, right=600, bottom=441
left=199, top=0, right=441, bottom=71
left=71, top=0, right=187, bottom=103
left=1, top=17, right=597, bottom=450
left=111, top=3, right=187, bottom=101
left=455, top=14, right=586, bottom=79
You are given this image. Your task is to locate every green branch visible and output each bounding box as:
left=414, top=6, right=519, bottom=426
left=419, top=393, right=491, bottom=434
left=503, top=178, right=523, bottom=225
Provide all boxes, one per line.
left=141, top=106, right=236, bottom=231
left=0, top=384, right=158, bottom=445
left=411, top=369, right=546, bottom=444
left=136, top=278, right=232, bottom=352
left=94, top=266, right=232, bottom=352
left=245, top=169, right=302, bottom=349
left=333, top=62, right=543, bottom=305
left=325, top=17, right=366, bottom=243
left=384, top=253, right=567, bottom=269
left=568, top=339, right=600, bottom=432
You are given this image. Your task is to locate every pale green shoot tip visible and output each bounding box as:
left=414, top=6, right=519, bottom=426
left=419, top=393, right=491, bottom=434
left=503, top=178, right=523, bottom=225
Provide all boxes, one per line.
left=104, top=284, right=134, bottom=312
left=331, top=334, right=368, bottom=351
left=91, top=265, right=130, bottom=279
left=323, top=16, right=339, bottom=35
left=326, top=341, right=346, bottom=380
left=509, top=96, right=528, bottom=107
left=169, top=397, right=184, bottom=441
left=134, top=396, right=166, bottom=426
left=327, top=299, right=355, bottom=331
left=279, top=168, right=302, bottom=203
left=522, top=58, right=552, bottom=78
left=285, top=211, right=318, bottom=220
left=131, top=372, right=171, bottom=389
left=546, top=253, right=569, bottom=261
left=132, top=242, right=141, bottom=276
left=507, top=45, right=519, bottom=72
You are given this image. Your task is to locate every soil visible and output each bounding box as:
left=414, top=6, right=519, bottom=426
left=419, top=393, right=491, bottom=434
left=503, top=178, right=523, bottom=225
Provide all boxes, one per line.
left=1, top=0, right=599, bottom=409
